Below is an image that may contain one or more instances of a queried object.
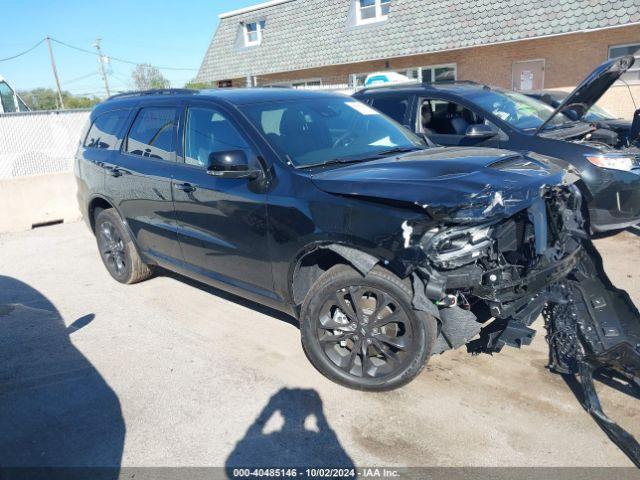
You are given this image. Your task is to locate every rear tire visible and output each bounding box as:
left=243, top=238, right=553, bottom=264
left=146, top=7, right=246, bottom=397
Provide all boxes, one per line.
left=95, top=208, right=153, bottom=284
left=300, top=265, right=437, bottom=391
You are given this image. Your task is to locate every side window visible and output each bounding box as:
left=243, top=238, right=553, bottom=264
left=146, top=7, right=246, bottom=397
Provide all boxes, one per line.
left=184, top=107, right=252, bottom=167
left=84, top=110, right=129, bottom=150
left=420, top=99, right=485, bottom=135
left=0, top=81, right=17, bottom=113
left=369, top=96, right=409, bottom=124
left=125, top=107, right=176, bottom=161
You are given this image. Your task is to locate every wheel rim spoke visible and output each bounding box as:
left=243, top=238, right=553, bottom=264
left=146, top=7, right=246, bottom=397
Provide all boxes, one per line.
left=334, top=290, right=357, bottom=321
left=371, top=310, right=402, bottom=328
left=378, top=333, right=410, bottom=351
left=346, top=340, right=361, bottom=371
left=373, top=339, right=400, bottom=366
left=360, top=341, right=371, bottom=377
left=348, top=286, right=366, bottom=321
left=371, top=291, right=391, bottom=320
left=319, top=331, right=354, bottom=345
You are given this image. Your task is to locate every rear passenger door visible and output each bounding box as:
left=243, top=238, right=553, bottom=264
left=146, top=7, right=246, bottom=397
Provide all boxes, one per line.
left=171, top=101, right=274, bottom=297
left=106, top=103, right=182, bottom=262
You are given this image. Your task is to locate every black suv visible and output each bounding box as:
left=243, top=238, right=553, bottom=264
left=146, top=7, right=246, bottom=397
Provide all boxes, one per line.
left=75, top=88, right=640, bottom=396
left=354, top=56, right=640, bottom=233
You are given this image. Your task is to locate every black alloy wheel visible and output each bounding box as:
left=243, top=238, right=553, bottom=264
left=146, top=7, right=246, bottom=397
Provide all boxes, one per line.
left=301, top=265, right=436, bottom=391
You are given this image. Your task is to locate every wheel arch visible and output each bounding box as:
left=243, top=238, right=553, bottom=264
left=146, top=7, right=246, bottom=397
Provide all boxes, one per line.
left=88, top=195, right=115, bottom=233
left=289, top=242, right=395, bottom=308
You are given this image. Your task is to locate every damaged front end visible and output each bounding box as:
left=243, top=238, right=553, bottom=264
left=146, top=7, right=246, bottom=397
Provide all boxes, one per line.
left=410, top=182, right=640, bottom=465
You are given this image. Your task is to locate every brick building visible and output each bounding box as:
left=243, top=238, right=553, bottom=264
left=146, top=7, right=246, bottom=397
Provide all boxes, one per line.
left=196, top=0, right=640, bottom=117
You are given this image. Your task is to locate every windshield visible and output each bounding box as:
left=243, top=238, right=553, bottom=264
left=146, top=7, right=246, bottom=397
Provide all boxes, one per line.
left=462, top=89, right=573, bottom=130
left=240, top=97, right=423, bottom=167
left=584, top=104, right=617, bottom=122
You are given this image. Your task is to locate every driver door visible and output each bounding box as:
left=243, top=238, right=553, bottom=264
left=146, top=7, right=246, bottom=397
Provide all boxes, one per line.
left=171, top=101, right=274, bottom=298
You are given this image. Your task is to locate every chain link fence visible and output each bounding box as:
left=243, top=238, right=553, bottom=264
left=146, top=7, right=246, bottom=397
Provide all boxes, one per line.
left=0, top=109, right=90, bottom=179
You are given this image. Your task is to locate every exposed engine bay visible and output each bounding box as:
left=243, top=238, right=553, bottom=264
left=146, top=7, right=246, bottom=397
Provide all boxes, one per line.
left=409, top=184, right=640, bottom=465
left=574, top=124, right=639, bottom=151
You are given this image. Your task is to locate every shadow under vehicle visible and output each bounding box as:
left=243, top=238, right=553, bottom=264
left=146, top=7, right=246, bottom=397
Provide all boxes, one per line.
left=75, top=87, right=640, bottom=465
left=354, top=56, right=640, bottom=233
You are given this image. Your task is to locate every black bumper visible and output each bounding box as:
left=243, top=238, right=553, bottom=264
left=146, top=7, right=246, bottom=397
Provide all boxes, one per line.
left=585, top=168, right=640, bottom=232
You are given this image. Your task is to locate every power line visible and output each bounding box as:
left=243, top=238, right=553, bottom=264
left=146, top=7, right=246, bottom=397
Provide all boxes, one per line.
left=0, top=38, right=45, bottom=62
left=62, top=71, right=100, bottom=85
left=50, top=37, right=198, bottom=71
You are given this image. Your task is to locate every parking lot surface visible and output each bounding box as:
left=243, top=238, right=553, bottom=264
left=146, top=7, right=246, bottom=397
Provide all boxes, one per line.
left=1, top=222, right=639, bottom=468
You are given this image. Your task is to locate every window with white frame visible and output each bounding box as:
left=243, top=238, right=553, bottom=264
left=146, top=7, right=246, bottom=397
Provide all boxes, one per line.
left=350, top=64, right=457, bottom=87
left=609, top=43, right=640, bottom=83
left=243, top=20, right=266, bottom=46
left=357, top=0, right=391, bottom=24
left=420, top=64, right=457, bottom=83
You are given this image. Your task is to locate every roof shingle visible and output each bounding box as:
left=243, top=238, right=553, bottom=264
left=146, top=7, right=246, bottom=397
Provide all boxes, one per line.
left=196, top=0, right=639, bottom=82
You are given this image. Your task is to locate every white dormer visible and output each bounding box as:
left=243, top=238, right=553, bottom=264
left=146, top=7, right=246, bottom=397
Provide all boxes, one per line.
left=356, top=0, right=390, bottom=25
left=243, top=20, right=266, bottom=47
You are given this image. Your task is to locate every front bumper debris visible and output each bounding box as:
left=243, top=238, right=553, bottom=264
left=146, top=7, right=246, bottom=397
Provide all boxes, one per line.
left=413, top=184, right=640, bottom=465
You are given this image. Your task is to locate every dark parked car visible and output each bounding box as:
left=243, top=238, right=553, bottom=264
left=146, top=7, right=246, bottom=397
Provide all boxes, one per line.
left=75, top=88, right=639, bottom=401
left=354, top=56, right=640, bottom=232
left=524, top=89, right=635, bottom=146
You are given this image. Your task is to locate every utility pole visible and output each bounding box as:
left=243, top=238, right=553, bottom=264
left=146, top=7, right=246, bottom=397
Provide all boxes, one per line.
left=93, top=38, right=111, bottom=97
left=45, top=36, right=65, bottom=109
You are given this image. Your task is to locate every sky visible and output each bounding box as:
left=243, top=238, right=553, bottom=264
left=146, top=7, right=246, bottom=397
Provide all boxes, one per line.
left=0, top=0, right=259, bottom=96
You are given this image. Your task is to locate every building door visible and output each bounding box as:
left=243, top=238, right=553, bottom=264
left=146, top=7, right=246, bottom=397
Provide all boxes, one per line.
left=512, top=60, right=545, bottom=91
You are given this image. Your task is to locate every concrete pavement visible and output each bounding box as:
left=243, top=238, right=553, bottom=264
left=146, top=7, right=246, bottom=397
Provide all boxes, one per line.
left=0, top=221, right=639, bottom=468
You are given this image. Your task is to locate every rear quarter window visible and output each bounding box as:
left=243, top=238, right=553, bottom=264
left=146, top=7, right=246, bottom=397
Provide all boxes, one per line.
left=84, top=110, right=130, bottom=150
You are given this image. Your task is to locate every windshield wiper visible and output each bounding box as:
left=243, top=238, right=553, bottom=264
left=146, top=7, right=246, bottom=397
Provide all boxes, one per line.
left=298, top=147, right=424, bottom=169
left=374, top=146, right=424, bottom=156
left=297, top=157, right=373, bottom=169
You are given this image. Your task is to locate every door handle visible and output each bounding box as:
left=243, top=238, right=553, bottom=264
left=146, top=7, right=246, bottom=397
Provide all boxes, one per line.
left=104, top=166, right=131, bottom=178
left=174, top=182, right=196, bottom=193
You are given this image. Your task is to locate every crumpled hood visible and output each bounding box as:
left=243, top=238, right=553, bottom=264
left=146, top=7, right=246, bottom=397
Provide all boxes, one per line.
left=310, top=147, right=573, bottom=221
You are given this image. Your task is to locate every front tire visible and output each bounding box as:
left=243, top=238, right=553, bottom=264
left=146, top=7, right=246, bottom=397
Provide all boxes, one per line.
left=95, top=208, right=154, bottom=284
left=300, top=265, right=436, bottom=391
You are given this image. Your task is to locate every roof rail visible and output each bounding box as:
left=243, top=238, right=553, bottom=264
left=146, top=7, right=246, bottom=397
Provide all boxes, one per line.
left=355, top=79, right=485, bottom=94
left=106, top=88, right=198, bottom=101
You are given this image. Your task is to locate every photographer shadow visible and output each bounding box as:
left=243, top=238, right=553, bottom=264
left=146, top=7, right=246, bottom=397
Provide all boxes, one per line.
left=0, top=275, right=123, bottom=478
left=226, top=388, right=354, bottom=472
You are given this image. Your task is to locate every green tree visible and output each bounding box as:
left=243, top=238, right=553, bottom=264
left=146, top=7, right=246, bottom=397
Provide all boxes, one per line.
left=132, top=64, right=170, bottom=91
left=18, top=88, right=102, bottom=111
left=184, top=79, right=217, bottom=90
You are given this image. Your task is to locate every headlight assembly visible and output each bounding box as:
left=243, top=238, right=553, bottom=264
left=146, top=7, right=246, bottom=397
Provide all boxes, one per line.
left=585, top=154, right=639, bottom=172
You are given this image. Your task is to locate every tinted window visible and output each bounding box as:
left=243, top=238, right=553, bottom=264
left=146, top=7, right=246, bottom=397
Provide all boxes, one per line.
left=460, top=89, right=572, bottom=130
left=184, top=107, right=251, bottom=167
left=241, top=97, right=422, bottom=167
left=126, top=107, right=176, bottom=161
left=370, top=96, right=409, bottom=124
left=84, top=110, right=129, bottom=150
left=0, top=81, right=16, bottom=113
left=420, top=99, right=485, bottom=135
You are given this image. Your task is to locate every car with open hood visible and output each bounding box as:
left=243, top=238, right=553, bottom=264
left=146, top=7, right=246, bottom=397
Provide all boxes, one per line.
left=75, top=88, right=640, bottom=464
left=524, top=89, right=634, bottom=146
left=353, top=56, right=640, bottom=233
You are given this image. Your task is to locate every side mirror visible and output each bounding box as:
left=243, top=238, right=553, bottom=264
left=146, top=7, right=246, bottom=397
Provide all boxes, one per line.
left=207, top=150, right=261, bottom=179
left=465, top=124, right=498, bottom=139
